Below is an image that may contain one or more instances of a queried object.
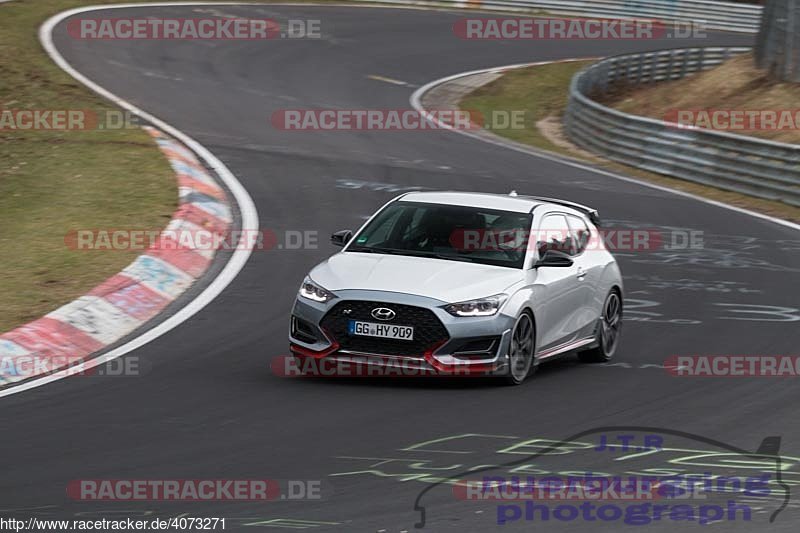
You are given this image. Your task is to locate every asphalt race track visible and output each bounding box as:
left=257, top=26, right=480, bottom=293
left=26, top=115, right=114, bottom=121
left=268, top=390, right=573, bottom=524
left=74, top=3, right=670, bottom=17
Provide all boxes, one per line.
left=2, top=4, right=800, bottom=532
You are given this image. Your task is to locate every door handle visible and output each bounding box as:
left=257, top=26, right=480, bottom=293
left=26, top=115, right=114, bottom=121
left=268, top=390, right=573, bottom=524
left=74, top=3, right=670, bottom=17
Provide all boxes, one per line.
left=577, top=267, right=586, bottom=280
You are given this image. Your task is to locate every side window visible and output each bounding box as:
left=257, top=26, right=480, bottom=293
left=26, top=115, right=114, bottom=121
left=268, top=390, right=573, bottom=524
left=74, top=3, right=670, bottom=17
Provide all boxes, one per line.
left=537, top=214, right=575, bottom=257
left=566, top=214, right=592, bottom=255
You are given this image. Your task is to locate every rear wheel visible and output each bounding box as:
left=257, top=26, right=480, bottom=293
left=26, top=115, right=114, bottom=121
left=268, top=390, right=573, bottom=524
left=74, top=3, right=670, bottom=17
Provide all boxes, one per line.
left=579, top=290, right=622, bottom=363
left=505, top=312, right=535, bottom=385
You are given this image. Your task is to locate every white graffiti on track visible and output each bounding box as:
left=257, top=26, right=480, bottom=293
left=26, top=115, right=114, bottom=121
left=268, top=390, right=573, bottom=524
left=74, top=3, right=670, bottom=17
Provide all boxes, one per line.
left=625, top=298, right=800, bottom=324
left=626, top=275, right=762, bottom=294
left=714, top=303, right=800, bottom=322
left=336, top=178, right=429, bottom=193
left=628, top=248, right=798, bottom=272
left=624, top=298, right=702, bottom=325
left=607, top=219, right=800, bottom=254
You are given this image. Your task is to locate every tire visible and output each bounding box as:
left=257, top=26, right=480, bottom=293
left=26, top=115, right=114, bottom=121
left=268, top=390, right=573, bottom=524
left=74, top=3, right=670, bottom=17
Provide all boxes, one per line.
left=579, top=289, right=622, bottom=363
left=504, top=311, right=536, bottom=385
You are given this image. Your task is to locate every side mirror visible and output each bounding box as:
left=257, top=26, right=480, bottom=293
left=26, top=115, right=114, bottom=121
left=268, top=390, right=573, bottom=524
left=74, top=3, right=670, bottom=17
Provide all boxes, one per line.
left=535, top=249, right=574, bottom=268
left=331, top=230, right=353, bottom=247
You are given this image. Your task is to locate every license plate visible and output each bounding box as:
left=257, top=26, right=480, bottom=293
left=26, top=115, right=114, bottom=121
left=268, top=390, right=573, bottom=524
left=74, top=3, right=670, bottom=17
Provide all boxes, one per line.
left=348, top=320, right=414, bottom=340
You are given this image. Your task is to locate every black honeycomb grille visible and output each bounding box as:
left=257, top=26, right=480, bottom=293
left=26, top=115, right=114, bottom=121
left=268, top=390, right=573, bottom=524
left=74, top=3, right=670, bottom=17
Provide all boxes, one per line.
left=320, top=300, right=449, bottom=357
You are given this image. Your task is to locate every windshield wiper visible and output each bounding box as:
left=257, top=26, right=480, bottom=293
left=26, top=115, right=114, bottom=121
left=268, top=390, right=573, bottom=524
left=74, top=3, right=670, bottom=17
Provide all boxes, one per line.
left=374, top=248, right=432, bottom=258
left=347, top=246, right=427, bottom=256
left=435, top=254, right=473, bottom=262
left=349, top=246, right=474, bottom=262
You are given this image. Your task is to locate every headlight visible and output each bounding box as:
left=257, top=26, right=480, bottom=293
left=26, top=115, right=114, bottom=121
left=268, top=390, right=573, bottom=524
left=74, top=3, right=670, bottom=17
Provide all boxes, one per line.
left=443, top=294, right=507, bottom=317
left=298, top=277, right=336, bottom=303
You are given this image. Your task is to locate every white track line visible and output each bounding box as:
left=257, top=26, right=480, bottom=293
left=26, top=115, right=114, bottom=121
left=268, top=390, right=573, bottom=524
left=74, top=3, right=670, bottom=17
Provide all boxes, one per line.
left=7, top=0, right=469, bottom=398
left=0, top=3, right=260, bottom=399
left=6, top=2, right=795, bottom=398
left=410, top=62, right=800, bottom=232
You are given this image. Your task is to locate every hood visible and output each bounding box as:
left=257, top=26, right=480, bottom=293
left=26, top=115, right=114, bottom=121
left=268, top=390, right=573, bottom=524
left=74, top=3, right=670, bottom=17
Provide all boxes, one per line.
left=309, top=251, right=523, bottom=303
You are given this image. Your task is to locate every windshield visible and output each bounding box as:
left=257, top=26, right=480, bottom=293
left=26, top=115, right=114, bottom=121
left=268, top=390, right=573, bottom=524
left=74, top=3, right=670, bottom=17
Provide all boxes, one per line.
left=347, top=201, right=532, bottom=268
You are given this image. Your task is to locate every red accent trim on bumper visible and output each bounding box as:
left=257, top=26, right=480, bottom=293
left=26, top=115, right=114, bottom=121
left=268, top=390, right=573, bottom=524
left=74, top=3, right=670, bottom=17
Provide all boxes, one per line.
left=291, top=337, right=498, bottom=376
left=289, top=341, right=339, bottom=359
left=424, top=340, right=498, bottom=375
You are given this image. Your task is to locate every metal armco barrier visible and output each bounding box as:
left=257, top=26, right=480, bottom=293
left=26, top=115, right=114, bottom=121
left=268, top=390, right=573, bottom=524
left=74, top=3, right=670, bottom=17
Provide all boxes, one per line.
left=357, top=0, right=763, bottom=33
left=564, top=47, right=800, bottom=207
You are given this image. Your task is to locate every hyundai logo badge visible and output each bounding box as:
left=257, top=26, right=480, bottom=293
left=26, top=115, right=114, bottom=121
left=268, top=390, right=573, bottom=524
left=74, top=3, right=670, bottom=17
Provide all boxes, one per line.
left=371, top=307, right=396, bottom=321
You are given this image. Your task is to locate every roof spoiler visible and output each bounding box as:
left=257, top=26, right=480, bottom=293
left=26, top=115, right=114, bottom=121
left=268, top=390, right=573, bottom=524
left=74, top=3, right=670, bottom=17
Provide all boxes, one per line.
left=528, top=196, right=602, bottom=227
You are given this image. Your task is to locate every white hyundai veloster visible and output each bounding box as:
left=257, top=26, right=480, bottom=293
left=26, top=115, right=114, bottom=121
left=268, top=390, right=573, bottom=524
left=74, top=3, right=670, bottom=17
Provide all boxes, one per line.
left=289, top=191, right=623, bottom=385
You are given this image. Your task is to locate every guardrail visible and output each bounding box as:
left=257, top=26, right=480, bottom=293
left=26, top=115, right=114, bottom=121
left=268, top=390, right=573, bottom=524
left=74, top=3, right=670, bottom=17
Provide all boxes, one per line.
left=564, top=47, right=800, bottom=207
left=358, top=0, right=763, bottom=33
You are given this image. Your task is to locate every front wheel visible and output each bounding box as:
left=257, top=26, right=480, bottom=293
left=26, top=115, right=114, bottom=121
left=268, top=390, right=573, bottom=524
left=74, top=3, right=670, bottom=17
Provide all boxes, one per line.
left=504, top=312, right=535, bottom=385
left=579, top=290, right=622, bottom=363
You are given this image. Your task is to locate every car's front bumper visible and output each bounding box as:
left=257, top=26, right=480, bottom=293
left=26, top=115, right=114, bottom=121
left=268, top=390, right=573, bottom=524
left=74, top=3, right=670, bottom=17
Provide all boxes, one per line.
left=288, top=289, right=516, bottom=376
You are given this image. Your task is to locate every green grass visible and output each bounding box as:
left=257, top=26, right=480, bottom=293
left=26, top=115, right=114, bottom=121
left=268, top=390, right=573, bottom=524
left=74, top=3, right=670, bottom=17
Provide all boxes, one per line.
left=461, top=60, right=593, bottom=154
left=458, top=60, right=800, bottom=224
left=0, top=0, right=182, bottom=332
left=3, top=1, right=796, bottom=333
left=0, top=0, right=474, bottom=333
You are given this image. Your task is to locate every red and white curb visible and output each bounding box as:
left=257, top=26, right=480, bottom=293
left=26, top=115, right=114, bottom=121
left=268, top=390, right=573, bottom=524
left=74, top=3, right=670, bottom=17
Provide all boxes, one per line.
left=0, top=127, right=232, bottom=386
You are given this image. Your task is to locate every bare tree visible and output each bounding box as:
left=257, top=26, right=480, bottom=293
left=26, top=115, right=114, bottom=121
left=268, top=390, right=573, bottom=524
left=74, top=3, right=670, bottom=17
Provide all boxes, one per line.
left=755, top=0, right=800, bottom=82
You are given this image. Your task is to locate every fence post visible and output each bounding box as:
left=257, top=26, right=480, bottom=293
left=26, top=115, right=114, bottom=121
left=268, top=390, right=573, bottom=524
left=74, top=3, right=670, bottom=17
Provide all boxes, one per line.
left=755, top=0, right=800, bottom=82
